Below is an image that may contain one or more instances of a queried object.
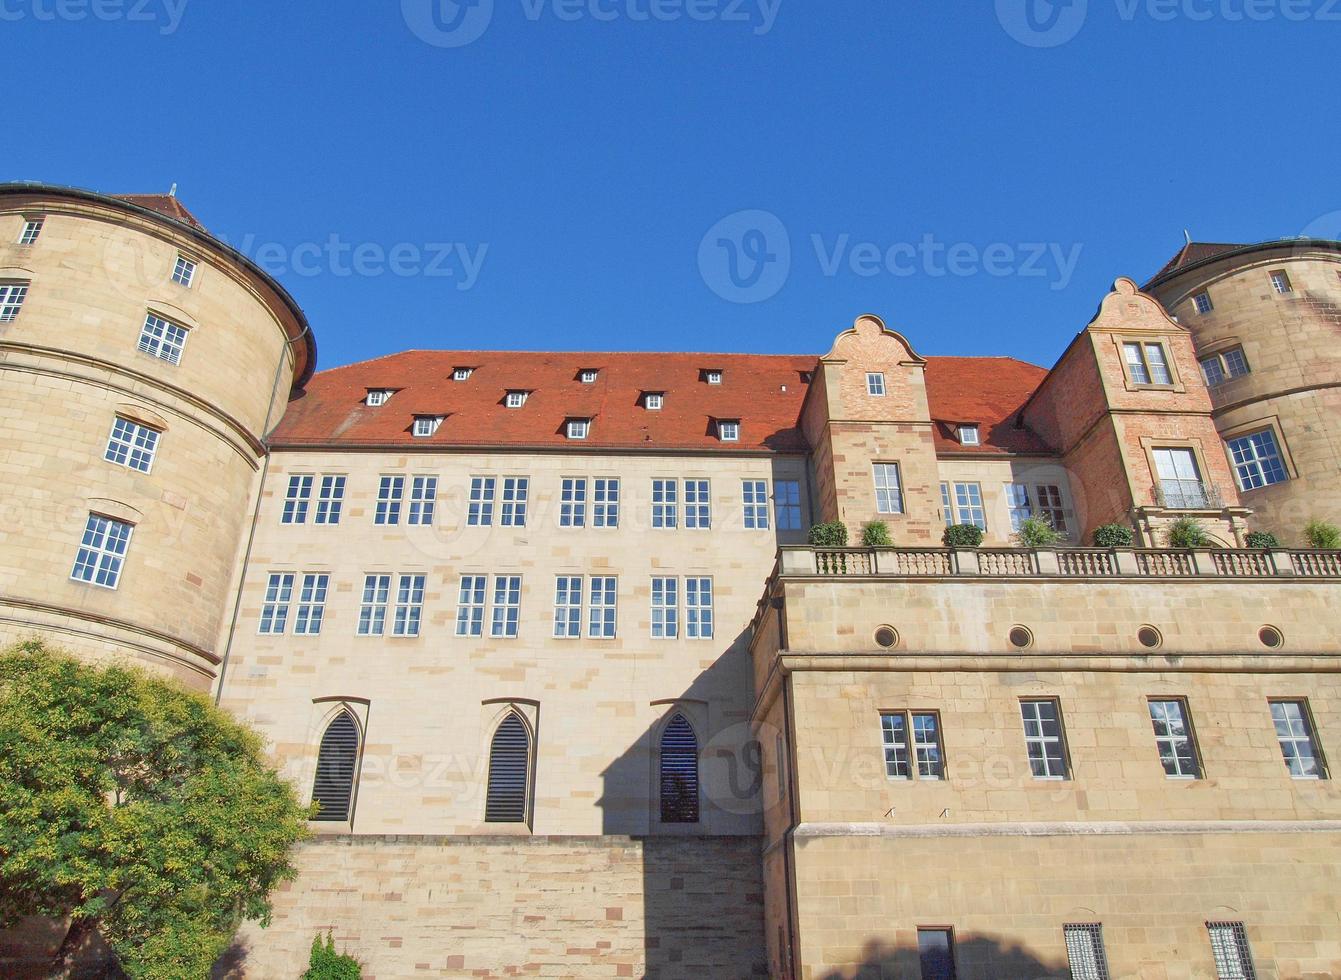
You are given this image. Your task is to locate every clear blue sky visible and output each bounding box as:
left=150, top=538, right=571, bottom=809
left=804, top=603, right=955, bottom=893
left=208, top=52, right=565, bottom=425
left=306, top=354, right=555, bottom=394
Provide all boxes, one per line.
left=9, top=0, right=1339, bottom=371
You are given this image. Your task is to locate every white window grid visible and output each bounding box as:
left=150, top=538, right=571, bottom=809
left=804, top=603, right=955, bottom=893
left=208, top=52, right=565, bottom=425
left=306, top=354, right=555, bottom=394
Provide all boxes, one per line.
left=258, top=572, right=295, bottom=634
left=912, top=713, right=945, bottom=778
left=412, top=416, right=443, bottom=437
left=1200, top=355, right=1226, bottom=387
left=0, top=281, right=28, bottom=321
left=651, top=577, right=679, bottom=639
left=743, top=480, right=770, bottom=529
left=19, top=219, right=43, bottom=245
left=501, top=477, right=528, bottom=526
left=686, top=577, right=713, bottom=639
left=1271, top=700, right=1325, bottom=778
left=644, top=393, right=663, bottom=411
left=294, top=573, right=329, bottom=635
left=718, top=420, right=740, bottom=442
left=1222, top=348, right=1249, bottom=377
left=940, top=483, right=954, bottom=527
left=172, top=255, right=196, bottom=288
left=774, top=480, right=802, bottom=530
left=1035, top=484, right=1068, bottom=532
left=1021, top=700, right=1068, bottom=779
left=491, top=575, right=522, bottom=638
left=706, top=370, right=722, bottom=385
left=393, top=574, right=426, bottom=637
left=137, top=313, right=188, bottom=364
left=958, top=425, right=980, bottom=446
left=1270, top=270, right=1292, bottom=295
left=553, top=576, right=583, bottom=638
left=71, top=514, right=133, bottom=590
left=376, top=476, right=405, bottom=525
left=567, top=419, right=590, bottom=440
left=866, top=372, right=886, bottom=396
left=1149, top=699, right=1201, bottom=778
left=1064, top=924, right=1110, bottom=980
left=282, top=475, right=314, bottom=524
left=1193, top=291, right=1213, bottom=314
left=1228, top=430, right=1288, bottom=490
left=104, top=417, right=160, bottom=473
left=1005, top=483, right=1032, bottom=532
left=1123, top=341, right=1172, bottom=385
left=366, top=389, right=390, bottom=407
left=872, top=463, right=904, bottom=515
left=950, top=482, right=985, bottom=529
left=452, top=367, right=473, bottom=381
left=314, top=475, right=346, bottom=525
left=881, top=712, right=944, bottom=779
left=469, top=477, right=496, bottom=526
left=456, top=575, right=487, bottom=637
left=407, top=476, right=437, bottom=525
left=684, top=480, right=711, bottom=529
left=653, top=479, right=678, bottom=528
left=580, top=369, right=598, bottom=383
left=506, top=390, right=527, bottom=408
left=1207, top=922, right=1256, bottom=980
left=560, top=478, right=587, bottom=527
left=358, top=574, right=391, bottom=636
left=589, top=576, right=617, bottom=638
left=594, top=478, right=619, bottom=527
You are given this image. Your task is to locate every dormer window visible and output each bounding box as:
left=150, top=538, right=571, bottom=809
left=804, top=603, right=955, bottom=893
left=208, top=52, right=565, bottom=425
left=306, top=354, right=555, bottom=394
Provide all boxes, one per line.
left=958, top=425, right=980, bottom=446
left=644, top=392, right=664, bottom=411
left=365, top=389, right=394, bottom=407
left=566, top=419, right=590, bottom=440
left=506, top=390, right=529, bottom=408
left=579, top=369, right=599, bottom=384
left=171, top=255, right=197, bottom=288
left=717, top=419, right=740, bottom=442
left=705, top=369, right=723, bottom=385
left=799, top=371, right=814, bottom=384
left=866, top=372, right=886, bottom=396
left=452, top=367, right=474, bottom=381
left=413, top=416, right=444, bottom=438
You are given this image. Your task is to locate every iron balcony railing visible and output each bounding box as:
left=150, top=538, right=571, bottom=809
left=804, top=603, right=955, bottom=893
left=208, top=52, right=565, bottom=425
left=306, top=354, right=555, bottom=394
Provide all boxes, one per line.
left=1153, top=480, right=1223, bottom=510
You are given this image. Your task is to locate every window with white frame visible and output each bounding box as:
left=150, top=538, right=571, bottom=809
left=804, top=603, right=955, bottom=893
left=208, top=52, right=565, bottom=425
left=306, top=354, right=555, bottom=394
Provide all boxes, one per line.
left=1005, top=483, right=1032, bottom=531
left=0, top=281, right=29, bottom=321
left=407, top=476, right=437, bottom=525
left=412, top=416, right=443, bottom=437
left=588, top=575, right=618, bottom=638
left=1148, top=698, right=1202, bottom=778
left=393, top=573, right=426, bottom=637
left=742, top=480, right=770, bottom=529
left=705, top=369, right=722, bottom=385
left=137, top=313, right=188, bottom=364
left=104, top=417, right=160, bottom=473
left=452, top=366, right=473, bottom=381
left=957, top=425, right=980, bottom=446
left=1200, top=347, right=1250, bottom=386
left=501, top=477, right=528, bottom=527
left=1123, top=341, right=1173, bottom=385
left=652, top=479, right=678, bottom=528
left=717, top=419, right=740, bottom=442
left=880, top=711, right=945, bottom=780
left=1207, top=921, right=1256, bottom=980
left=1034, top=484, right=1068, bottom=533
left=774, top=479, right=802, bottom=530
left=566, top=418, right=590, bottom=440
left=872, top=463, right=904, bottom=515
left=294, top=573, right=329, bottom=635
left=1020, top=699, right=1068, bottom=779
left=468, top=477, right=496, bottom=526
left=505, top=390, right=528, bottom=408
left=490, top=575, right=522, bottom=638
left=580, top=368, right=598, bottom=383
left=684, top=479, right=711, bottom=529
left=686, top=577, right=713, bottom=639
left=375, top=475, right=405, bottom=525
left=258, top=572, right=294, bottom=634
left=644, top=392, right=663, bottom=411
left=1269, top=270, right=1292, bottom=295
left=560, top=478, right=587, bottom=527
left=943, top=481, right=985, bottom=529
left=1064, top=924, right=1111, bottom=980
left=71, top=514, right=134, bottom=590
left=1193, top=290, right=1213, bottom=314
left=315, top=475, right=346, bottom=525
left=171, top=255, right=196, bottom=288
left=553, top=576, right=583, bottom=638
left=456, top=575, right=487, bottom=636
left=651, top=577, right=679, bottom=639
left=357, top=574, right=391, bottom=636
left=365, top=389, right=393, bottom=407
left=1227, top=429, right=1288, bottom=490
left=866, top=372, right=886, bottom=396
left=1270, top=699, right=1327, bottom=779
left=594, top=478, right=619, bottom=527
left=18, top=218, right=43, bottom=245
left=282, top=475, right=314, bottom=524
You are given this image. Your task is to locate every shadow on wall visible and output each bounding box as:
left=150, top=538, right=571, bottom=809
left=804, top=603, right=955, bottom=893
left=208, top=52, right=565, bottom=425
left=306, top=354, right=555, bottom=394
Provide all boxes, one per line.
left=817, top=936, right=1068, bottom=980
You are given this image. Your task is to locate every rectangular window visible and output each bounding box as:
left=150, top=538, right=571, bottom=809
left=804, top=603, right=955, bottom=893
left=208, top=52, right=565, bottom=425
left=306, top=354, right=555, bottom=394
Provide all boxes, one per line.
left=137, top=313, right=188, bottom=364
left=567, top=419, right=590, bottom=440
left=651, top=577, right=679, bottom=639
left=866, top=372, right=886, bottom=396
left=594, top=478, right=619, bottom=527
left=1005, top=483, right=1032, bottom=532
left=1200, top=354, right=1226, bottom=387
left=1270, top=270, right=1292, bottom=295
left=104, top=417, right=160, bottom=473
left=580, top=369, right=598, bottom=383
left=684, top=480, right=711, bottom=529
left=1270, top=699, right=1327, bottom=779
left=949, top=482, right=986, bottom=530
left=71, top=514, right=133, bottom=590
left=653, top=479, right=678, bottom=529
left=1201, top=347, right=1251, bottom=386
left=881, top=711, right=944, bottom=780
left=0, top=281, right=28, bottom=321
left=872, top=463, right=904, bottom=515
left=365, top=389, right=390, bottom=407
left=294, top=573, right=329, bottom=635
left=490, top=575, right=521, bottom=638
left=1207, top=922, right=1256, bottom=980
left=393, top=573, right=426, bottom=637
left=1020, top=700, right=1069, bottom=779
left=314, top=475, right=346, bottom=525
left=171, top=255, right=196, bottom=288
left=456, top=575, right=487, bottom=637
left=588, top=576, right=617, bottom=638
left=500, top=477, right=528, bottom=527
left=774, top=479, right=802, bottom=530
left=686, top=577, right=713, bottom=639
left=644, top=392, right=663, bottom=410
left=706, top=370, right=722, bottom=385
left=742, top=480, right=770, bottom=529
left=912, top=712, right=946, bottom=778
left=357, top=574, right=390, bottom=636
left=881, top=713, right=910, bottom=779
left=1227, top=430, right=1288, bottom=490
left=1034, top=484, right=1068, bottom=532
left=468, top=477, right=496, bottom=526
left=553, top=576, right=583, bottom=638
left=413, top=416, right=442, bottom=437
left=1124, top=341, right=1172, bottom=385
left=560, top=478, right=587, bottom=527
left=1153, top=447, right=1207, bottom=509
left=258, top=572, right=294, bottom=634
left=375, top=476, right=405, bottom=525
left=452, top=367, right=472, bottom=381
left=1064, top=924, right=1111, bottom=980
left=1149, top=698, right=1202, bottom=778
left=1222, top=347, right=1250, bottom=378
left=505, top=390, right=527, bottom=408
left=282, top=475, right=313, bottom=525
left=18, top=219, right=43, bottom=245
left=957, top=425, right=979, bottom=446
left=1193, top=291, right=1213, bottom=314
left=940, top=482, right=954, bottom=527
left=717, top=419, right=740, bottom=442
left=407, top=476, right=437, bottom=525
left=917, top=928, right=957, bottom=980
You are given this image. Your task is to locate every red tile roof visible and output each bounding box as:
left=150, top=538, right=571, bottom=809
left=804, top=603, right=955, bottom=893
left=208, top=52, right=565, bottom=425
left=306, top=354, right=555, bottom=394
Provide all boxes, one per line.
left=1148, top=241, right=1246, bottom=283
left=115, top=194, right=206, bottom=231
left=272, top=349, right=1055, bottom=457
left=923, top=356, right=1053, bottom=455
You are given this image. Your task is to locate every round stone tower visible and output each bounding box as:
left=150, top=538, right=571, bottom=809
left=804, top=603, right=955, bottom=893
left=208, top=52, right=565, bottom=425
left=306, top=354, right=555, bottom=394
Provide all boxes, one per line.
left=0, top=184, right=315, bottom=689
left=1145, top=239, right=1341, bottom=545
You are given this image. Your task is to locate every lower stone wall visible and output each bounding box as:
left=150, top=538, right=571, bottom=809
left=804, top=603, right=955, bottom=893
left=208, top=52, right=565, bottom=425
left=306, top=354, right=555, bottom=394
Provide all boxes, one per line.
left=228, top=835, right=767, bottom=979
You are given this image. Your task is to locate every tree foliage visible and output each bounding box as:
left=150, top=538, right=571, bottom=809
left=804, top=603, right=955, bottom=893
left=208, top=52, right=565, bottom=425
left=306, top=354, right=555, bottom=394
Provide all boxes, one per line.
left=304, top=933, right=362, bottom=979
left=0, top=641, right=309, bottom=979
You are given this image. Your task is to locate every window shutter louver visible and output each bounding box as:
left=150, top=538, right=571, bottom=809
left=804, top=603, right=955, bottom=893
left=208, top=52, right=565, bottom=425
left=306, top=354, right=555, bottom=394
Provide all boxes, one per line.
left=311, top=711, right=360, bottom=822
left=659, top=714, right=700, bottom=823
left=485, top=713, right=531, bottom=823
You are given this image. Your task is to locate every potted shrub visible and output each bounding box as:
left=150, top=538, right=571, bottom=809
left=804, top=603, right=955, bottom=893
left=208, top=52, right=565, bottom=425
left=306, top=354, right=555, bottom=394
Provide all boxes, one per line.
left=1304, top=520, right=1341, bottom=550
left=861, top=521, right=892, bottom=547
left=807, top=521, right=849, bottom=547
left=1244, top=530, right=1279, bottom=549
left=1092, top=523, right=1134, bottom=548
left=943, top=523, right=984, bottom=548
left=1015, top=515, right=1063, bottom=548
left=1166, top=516, right=1209, bottom=549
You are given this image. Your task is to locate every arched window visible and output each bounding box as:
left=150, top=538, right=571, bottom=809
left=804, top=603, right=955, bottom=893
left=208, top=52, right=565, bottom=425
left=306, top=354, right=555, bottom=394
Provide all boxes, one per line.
left=485, top=712, right=531, bottom=823
left=311, top=710, right=361, bottom=822
left=659, top=713, right=700, bottom=823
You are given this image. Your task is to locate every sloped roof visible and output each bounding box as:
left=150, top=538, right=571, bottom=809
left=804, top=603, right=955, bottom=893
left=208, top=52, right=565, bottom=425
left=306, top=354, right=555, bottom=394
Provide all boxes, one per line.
left=1148, top=241, right=1246, bottom=282
left=923, top=356, right=1052, bottom=455
left=114, top=194, right=206, bottom=231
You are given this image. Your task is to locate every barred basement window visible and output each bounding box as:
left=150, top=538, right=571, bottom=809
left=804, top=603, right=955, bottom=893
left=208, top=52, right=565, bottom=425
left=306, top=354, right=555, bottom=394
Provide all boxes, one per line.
left=1207, top=921, right=1256, bottom=980
left=1064, top=924, right=1110, bottom=980
left=311, top=710, right=361, bottom=822
left=659, top=714, right=700, bottom=823
left=485, top=712, right=531, bottom=823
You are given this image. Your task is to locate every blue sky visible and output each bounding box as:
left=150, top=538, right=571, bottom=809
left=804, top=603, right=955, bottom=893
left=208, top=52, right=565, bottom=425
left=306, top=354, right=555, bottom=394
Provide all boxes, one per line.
left=9, top=0, right=1339, bottom=371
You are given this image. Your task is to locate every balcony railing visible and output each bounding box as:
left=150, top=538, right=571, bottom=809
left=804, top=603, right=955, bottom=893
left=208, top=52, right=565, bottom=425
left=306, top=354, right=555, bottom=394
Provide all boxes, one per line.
left=1152, top=480, right=1223, bottom=510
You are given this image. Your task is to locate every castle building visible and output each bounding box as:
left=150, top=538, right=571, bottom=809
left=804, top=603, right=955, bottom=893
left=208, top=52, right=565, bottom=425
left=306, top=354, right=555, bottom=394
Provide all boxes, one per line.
left=1, top=184, right=1338, bottom=979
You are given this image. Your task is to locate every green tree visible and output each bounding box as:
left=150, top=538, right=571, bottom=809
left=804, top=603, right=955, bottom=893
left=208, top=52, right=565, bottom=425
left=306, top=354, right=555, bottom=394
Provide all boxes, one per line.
left=0, top=641, right=309, bottom=979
